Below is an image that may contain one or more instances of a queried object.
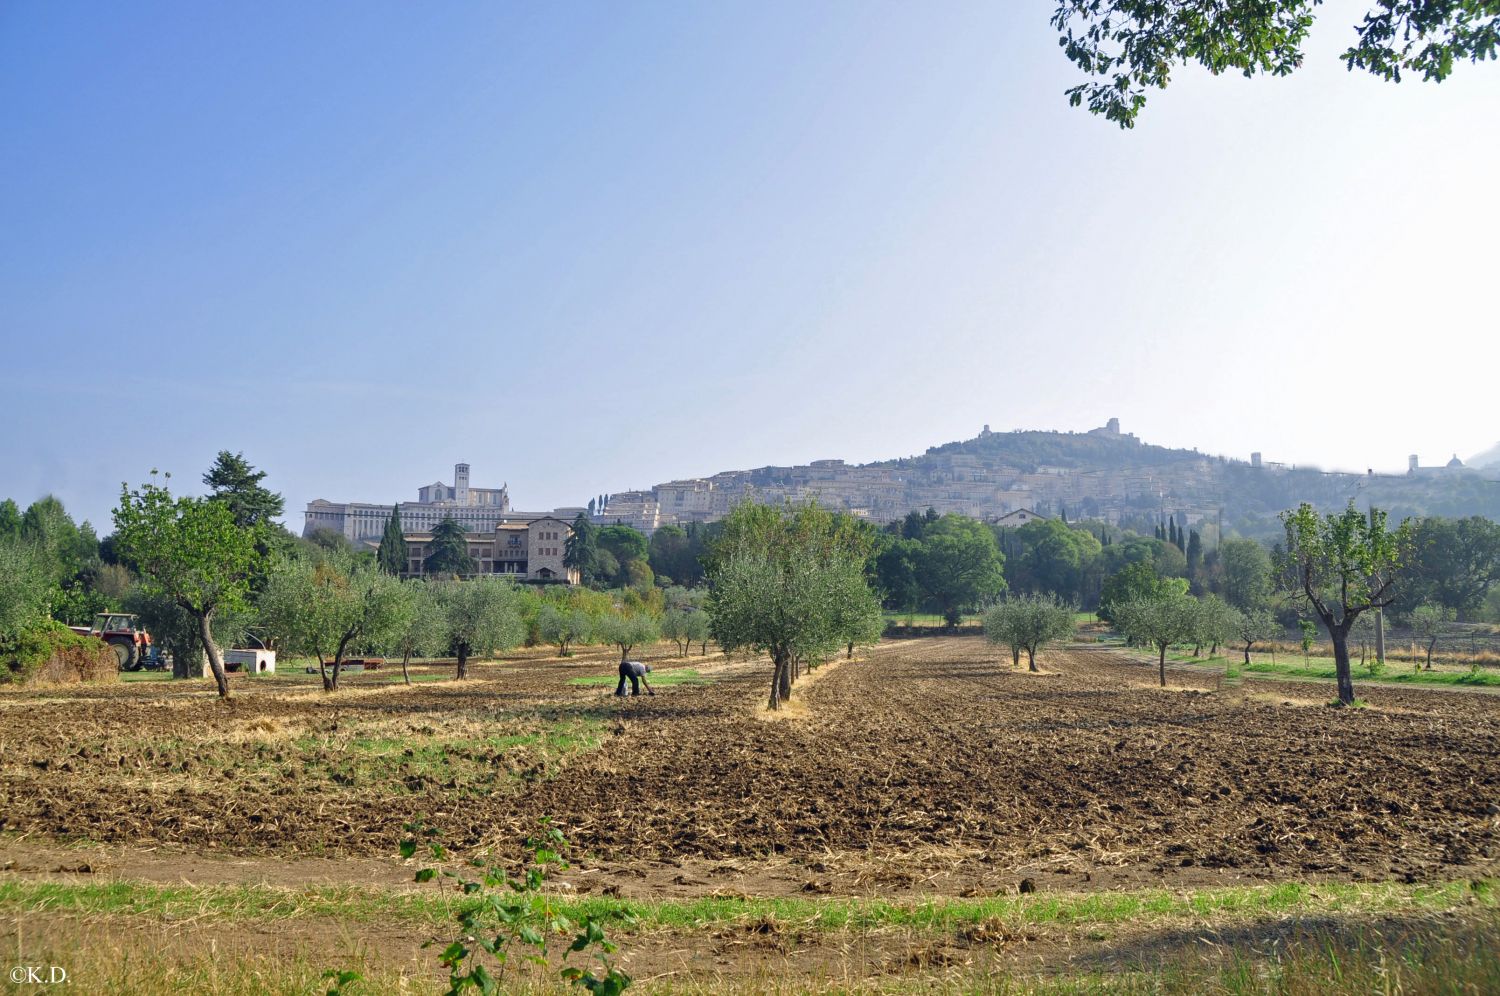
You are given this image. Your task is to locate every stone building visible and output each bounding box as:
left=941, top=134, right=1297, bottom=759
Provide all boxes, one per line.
left=991, top=508, right=1047, bottom=528
left=304, top=463, right=583, bottom=542
left=391, top=516, right=579, bottom=584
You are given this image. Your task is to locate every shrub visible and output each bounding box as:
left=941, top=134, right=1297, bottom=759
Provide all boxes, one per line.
left=0, top=621, right=117, bottom=686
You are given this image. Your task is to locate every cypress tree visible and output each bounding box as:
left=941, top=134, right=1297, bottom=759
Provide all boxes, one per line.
left=376, top=504, right=408, bottom=575
left=564, top=512, right=599, bottom=585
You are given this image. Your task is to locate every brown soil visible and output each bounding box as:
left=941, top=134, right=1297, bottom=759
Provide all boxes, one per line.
left=2, top=639, right=1499, bottom=898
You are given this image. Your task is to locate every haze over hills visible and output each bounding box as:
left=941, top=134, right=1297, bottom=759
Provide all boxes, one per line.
left=594, top=420, right=1500, bottom=540
left=1470, top=442, right=1500, bottom=471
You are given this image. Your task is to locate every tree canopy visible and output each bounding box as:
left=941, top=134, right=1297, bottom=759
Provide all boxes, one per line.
left=1396, top=515, right=1500, bottom=619
left=1052, top=1, right=1500, bottom=128
left=1274, top=502, right=1413, bottom=704
left=112, top=473, right=260, bottom=697
left=432, top=577, right=525, bottom=678
left=913, top=515, right=1007, bottom=627
left=425, top=518, right=475, bottom=577
left=983, top=593, right=1076, bottom=672
left=203, top=450, right=284, bottom=530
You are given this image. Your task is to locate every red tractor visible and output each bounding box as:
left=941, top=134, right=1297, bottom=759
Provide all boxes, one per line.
left=69, top=613, right=157, bottom=671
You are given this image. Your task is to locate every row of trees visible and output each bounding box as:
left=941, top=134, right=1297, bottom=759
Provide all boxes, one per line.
left=368, top=488, right=1500, bottom=643
left=96, top=456, right=705, bottom=698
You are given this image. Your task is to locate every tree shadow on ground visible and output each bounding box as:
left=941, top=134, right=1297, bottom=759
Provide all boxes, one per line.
left=1081, top=910, right=1499, bottom=974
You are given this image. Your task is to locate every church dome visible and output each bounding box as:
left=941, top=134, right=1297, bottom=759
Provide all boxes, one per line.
left=1447, top=454, right=1464, bottom=468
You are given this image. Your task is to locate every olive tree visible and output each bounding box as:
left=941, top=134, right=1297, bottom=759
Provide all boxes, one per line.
left=537, top=602, right=595, bottom=658
left=684, top=608, right=713, bottom=656
left=660, top=608, right=692, bottom=658
left=1234, top=607, right=1279, bottom=666
left=831, top=580, right=886, bottom=661
left=113, top=474, right=259, bottom=698
left=596, top=611, right=660, bottom=663
left=1411, top=603, right=1455, bottom=669
left=259, top=555, right=405, bottom=691
left=1274, top=502, right=1412, bottom=706
left=432, top=577, right=526, bottom=679
left=1114, top=593, right=1201, bottom=687
left=984, top=594, right=1076, bottom=672
left=384, top=579, right=449, bottom=685
left=1190, top=595, right=1238, bottom=657
left=708, top=500, right=881, bottom=710
left=983, top=599, right=1025, bottom=668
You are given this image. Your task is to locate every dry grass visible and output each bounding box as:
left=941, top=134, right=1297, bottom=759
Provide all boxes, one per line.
left=748, top=654, right=863, bottom=722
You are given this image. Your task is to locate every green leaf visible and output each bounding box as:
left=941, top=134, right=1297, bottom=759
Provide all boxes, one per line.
left=415, top=868, right=437, bottom=883
left=469, top=963, right=498, bottom=995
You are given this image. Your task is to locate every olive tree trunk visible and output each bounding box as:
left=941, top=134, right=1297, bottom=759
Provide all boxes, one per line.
left=768, top=652, right=789, bottom=711
left=196, top=611, right=231, bottom=699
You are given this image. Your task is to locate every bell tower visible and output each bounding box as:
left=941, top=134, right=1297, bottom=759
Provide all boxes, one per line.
left=454, top=463, right=470, bottom=505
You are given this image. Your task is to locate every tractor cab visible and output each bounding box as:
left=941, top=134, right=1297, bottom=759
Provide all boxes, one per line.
left=89, top=613, right=140, bottom=637
left=87, top=614, right=155, bottom=670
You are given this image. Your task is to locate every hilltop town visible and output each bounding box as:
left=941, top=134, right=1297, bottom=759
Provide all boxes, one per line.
left=302, top=422, right=1500, bottom=548
left=593, top=420, right=1500, bottom=539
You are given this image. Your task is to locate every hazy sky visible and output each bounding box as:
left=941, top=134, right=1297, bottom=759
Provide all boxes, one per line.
left=3, top=1, right=1497, bottom=531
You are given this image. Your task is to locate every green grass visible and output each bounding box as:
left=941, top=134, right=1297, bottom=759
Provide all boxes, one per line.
left=284, top=720, right=603, bottom=793
left=1159, top=648, right=1500, bottom=689
left=881, top=611, right=981, bottom=627
left=568, top=669, right=712, bottom=688
left=1241, top=656, right=1500, bottom=688
left=4, top=879, right=1495, bottom=994
left=1, top=878, right=1489, bottom=935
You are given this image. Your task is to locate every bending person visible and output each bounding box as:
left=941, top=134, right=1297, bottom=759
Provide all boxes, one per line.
left=614, top=659, right=655, bottom=697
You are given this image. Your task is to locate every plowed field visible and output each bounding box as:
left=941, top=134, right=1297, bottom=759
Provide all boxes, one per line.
left=3, top=637, right=1497, bottom=897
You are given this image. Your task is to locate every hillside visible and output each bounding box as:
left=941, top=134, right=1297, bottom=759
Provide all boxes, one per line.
left=1471, top=441, right=1500, bottom=471
left=599, top=423, right=1500, bottom=539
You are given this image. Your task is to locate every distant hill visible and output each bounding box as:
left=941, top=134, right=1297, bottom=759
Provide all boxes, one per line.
left=597, top=422, right=1500, bottom=540
left=1470, top=442, right=1500, bottom=471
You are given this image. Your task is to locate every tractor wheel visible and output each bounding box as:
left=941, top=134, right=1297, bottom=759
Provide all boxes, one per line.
left=111, top=639, right=140, bottom=671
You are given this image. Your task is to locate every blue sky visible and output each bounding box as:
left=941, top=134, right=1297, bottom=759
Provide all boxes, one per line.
left=3, top=1, right=1497, bottom=531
